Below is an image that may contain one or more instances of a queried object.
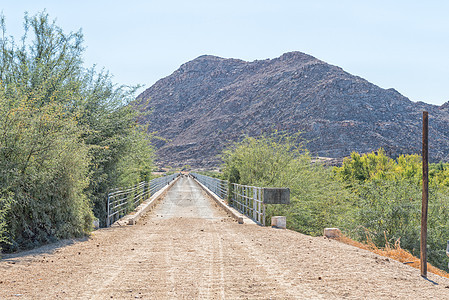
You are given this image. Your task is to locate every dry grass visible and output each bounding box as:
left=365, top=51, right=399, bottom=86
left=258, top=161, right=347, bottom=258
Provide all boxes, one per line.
left=336, top=234, right=449, bottom=279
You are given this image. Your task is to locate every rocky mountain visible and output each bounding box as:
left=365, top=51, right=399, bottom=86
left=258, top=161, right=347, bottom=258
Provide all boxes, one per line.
left=136, top=51, right=449, bottom=168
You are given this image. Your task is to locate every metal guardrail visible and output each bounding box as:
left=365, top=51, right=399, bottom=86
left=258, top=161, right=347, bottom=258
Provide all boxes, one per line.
left=190, top=173, right=228, bottom=200
left=231, top=183, right=265, bottom=225
left=106, top=173, right=179, bottom=227
left=191, top=173, right=266, bottom=225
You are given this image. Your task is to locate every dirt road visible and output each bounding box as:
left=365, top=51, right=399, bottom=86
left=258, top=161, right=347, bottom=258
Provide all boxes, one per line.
left=1, top=176, right=449, bottom=299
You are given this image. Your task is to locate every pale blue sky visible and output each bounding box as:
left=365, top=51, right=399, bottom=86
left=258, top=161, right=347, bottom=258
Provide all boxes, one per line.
left=2, top=0, right=448, bottom=105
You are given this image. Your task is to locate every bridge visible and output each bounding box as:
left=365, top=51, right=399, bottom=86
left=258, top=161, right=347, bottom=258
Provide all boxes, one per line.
left=1, top=175, right=449, bottom=299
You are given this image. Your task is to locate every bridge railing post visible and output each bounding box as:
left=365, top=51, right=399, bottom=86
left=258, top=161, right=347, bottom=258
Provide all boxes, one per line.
left=107, top=194, right=110, bottom=227
left=253, top=188, right=257, bottom=221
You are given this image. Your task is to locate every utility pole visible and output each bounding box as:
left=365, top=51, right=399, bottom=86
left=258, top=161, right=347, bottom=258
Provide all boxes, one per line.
left=421, top=111, right=429, bottom=278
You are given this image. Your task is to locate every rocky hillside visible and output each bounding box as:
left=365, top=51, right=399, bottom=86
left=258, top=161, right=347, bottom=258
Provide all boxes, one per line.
left=136, top=51, right=449, bottom=168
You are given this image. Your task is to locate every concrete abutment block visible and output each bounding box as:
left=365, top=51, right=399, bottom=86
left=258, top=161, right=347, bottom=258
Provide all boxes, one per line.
left=324, top=228, right=341, bottom=238
left=271, top=216, right=286, bottom=229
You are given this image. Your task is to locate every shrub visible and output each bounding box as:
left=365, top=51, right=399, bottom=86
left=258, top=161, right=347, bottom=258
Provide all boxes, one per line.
left=334, top=149, right=449, bottom=270
left=0, top=195, right=12, bottom=251
left=223, top=140, right=449, bottom=270
left=0, top=12, right=154, bottom=250
left=0, top=88, right=93, bottom=250
left=221, top=134, right=353, bottom=235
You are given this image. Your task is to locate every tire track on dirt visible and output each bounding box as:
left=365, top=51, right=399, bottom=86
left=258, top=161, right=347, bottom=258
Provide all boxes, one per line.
left=2, top=176, right=449, bottom=299
left=219, top=224, right=325, bottom=299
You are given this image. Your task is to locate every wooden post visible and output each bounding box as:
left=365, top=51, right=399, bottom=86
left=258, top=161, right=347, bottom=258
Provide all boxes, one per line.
left=421, top=111, right=429, bottom=277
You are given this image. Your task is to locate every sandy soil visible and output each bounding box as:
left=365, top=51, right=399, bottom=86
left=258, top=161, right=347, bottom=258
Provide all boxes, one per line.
left=1, top=176, right=449, bottom=299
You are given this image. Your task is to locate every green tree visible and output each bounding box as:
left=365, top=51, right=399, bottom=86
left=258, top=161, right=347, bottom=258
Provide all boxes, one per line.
left=334, top=149, right=449, bottom=270
left=0, top=12, right=154, bottom=250
left=0, top=80, right=93, bottom=250
left=78, top=71, right=155, bottom=225
left=0, top=195, right=12, bottom=251
left=334, top=149, right=425, bottom=185
left=334, top=148, right=396, bottom=183
left=221, top=134, right=353, bottom=235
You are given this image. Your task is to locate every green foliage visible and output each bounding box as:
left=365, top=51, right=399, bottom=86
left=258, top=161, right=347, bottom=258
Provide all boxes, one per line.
left=222, top=134, right=306, bottom=186
left=223, top=141, right=449, bottom=271
left=340, top=179, right=449, bottom=270
left=0, top=195, right=12, bottom=251
left=0, top=12, right=154, bottom=251
left=196, top=170, right=225, bottom=179
left=345, top=180, right=421, bottom=249
left=334, top=148, right=449, bottom=188
left=334, top=148, right=424, bottom=184
left=221, top=134, right=353, bottom=235
left=0, top=77, right=93, bottom=250
left=334, top=149, right=449, bottom=270
left=429, top=162, right=449, bottom=188
left=426, top=188, right=449, bottom=269
left=78, top=73, right=155, bottom=225
left=334, top=149, right=394, bottom=182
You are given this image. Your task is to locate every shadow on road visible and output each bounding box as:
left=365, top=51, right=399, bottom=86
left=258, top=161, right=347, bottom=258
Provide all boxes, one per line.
left=1, top=237, right=88, bottom=262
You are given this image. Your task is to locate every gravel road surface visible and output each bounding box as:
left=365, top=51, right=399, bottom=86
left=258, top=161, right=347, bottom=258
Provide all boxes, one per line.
left=1, top=176, right=449, bottom=299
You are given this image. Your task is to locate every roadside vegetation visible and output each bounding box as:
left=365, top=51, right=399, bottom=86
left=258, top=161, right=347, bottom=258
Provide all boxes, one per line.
left=0, top=12, right=154, bottom=252
left=221, top=134, right=449, bottom=271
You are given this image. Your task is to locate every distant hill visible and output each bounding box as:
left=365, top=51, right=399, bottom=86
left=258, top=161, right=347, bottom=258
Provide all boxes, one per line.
left=136, top=51, right=449, bottom=168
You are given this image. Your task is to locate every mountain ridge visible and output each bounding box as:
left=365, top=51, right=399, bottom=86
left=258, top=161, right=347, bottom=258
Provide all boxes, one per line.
left=136, top=51, right=449, bottom=168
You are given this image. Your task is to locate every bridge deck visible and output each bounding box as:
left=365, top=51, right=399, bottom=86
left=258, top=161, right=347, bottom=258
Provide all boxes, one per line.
left=155, top=176, right=222, bottom=220
left=1, top=176, right=449, bottom=299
